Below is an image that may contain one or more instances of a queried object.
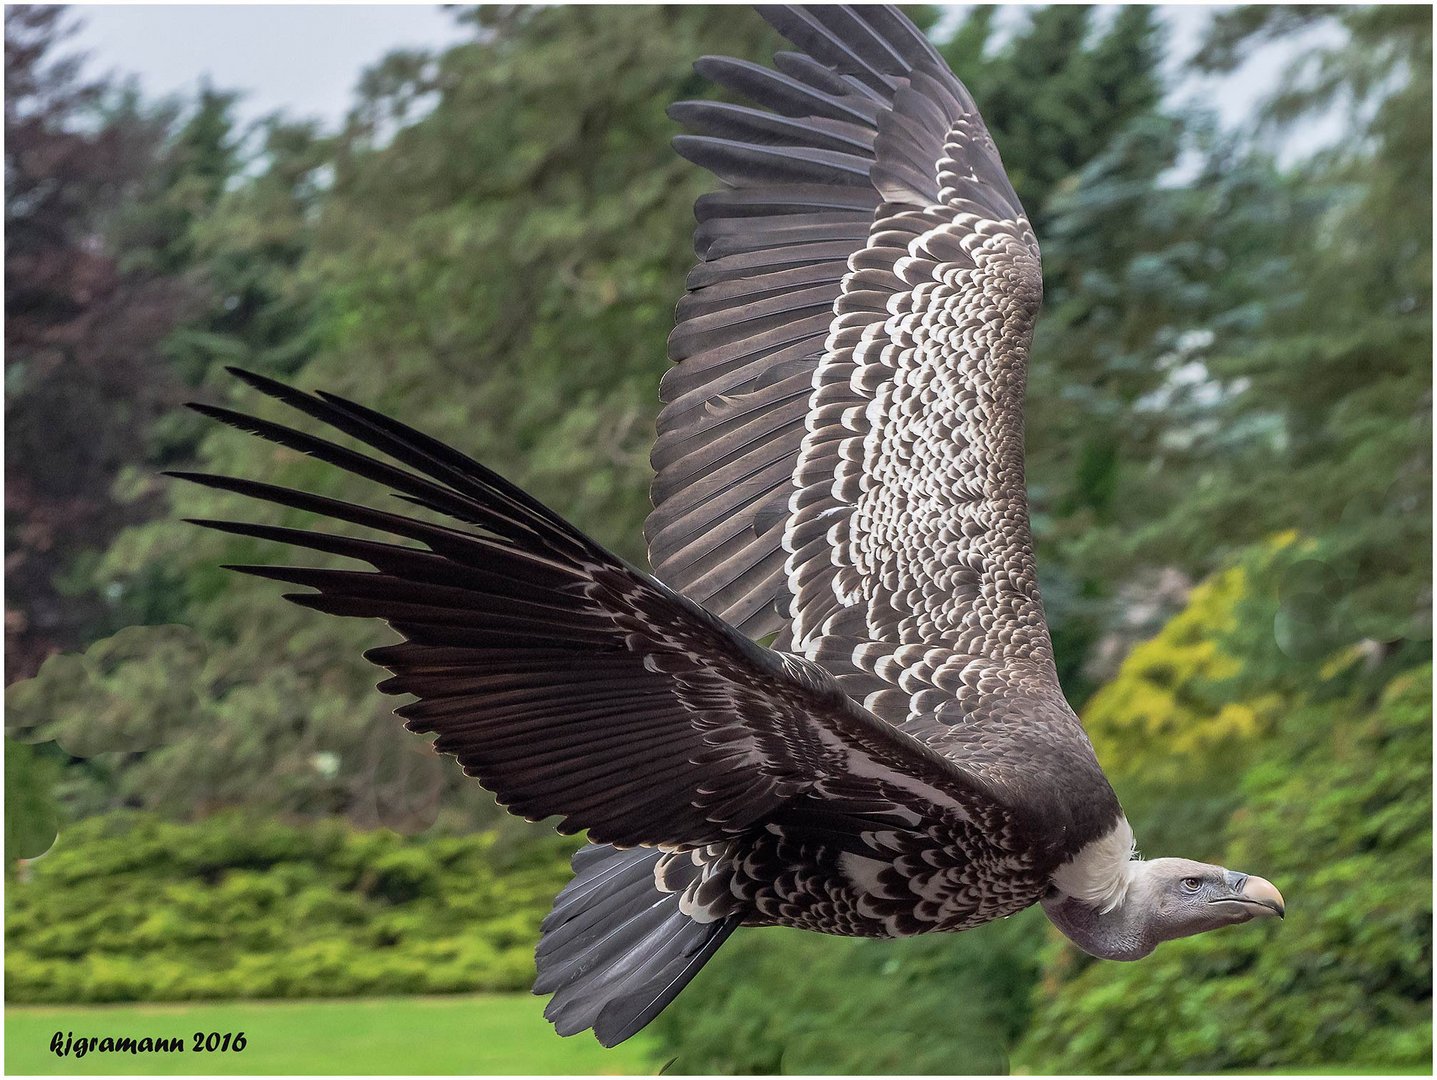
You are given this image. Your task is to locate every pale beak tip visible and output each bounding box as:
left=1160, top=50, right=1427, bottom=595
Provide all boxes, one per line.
left=1241, top=874, right=1285, bottom=919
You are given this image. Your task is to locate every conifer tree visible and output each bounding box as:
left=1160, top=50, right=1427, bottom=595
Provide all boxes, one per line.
left=4, top=6, right=192, bottom=678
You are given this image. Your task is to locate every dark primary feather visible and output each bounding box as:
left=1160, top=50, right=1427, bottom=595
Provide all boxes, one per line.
left=176, top=367, right=1012, bottom=849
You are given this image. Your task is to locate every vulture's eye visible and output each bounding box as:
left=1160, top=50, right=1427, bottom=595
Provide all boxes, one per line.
left=1181, top=877, right=1202, bottom=892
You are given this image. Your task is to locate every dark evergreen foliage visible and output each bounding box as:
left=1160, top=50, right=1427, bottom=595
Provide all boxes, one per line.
left=4, top=6, right=197, bottom=677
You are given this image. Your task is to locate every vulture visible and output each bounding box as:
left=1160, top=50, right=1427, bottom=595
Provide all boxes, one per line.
left=175, top=4, right=1285, bottom=1049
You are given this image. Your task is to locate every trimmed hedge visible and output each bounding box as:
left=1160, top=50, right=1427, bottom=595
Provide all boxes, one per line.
left=6, top=812, right=579, bottom=1004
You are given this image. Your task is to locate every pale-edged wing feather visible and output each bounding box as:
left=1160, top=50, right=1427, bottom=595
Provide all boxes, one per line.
left=653, top=5, right=1058, bottom=743
left=174, top=368, right=1015, bottom=849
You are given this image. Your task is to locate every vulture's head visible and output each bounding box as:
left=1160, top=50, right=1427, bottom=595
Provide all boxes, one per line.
left=1042, top=833, right=1284, bottom=961
left=1128, top=857, right=1284, bottom=939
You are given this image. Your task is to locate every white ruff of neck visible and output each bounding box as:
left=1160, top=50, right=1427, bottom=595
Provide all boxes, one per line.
left=1050, top=816, right=1140, bottom=914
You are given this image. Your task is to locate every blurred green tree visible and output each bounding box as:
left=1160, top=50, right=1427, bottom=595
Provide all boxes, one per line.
left=1116, top=5, right=1431, bottom=672
left=4, top=5, right=196, bottom=678
left=107, top=112, right=334, bottom=630
left=110, top=83, right=243, bottom=279
left=951, top=5, right=1163, bottom=223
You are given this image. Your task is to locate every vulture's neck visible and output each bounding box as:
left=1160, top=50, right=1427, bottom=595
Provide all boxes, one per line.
left=1041, top=816, right=1157, bottom=962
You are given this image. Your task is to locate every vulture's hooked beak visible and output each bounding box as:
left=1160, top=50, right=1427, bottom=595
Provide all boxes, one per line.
left=1216, top=874, right=1285, bottom=919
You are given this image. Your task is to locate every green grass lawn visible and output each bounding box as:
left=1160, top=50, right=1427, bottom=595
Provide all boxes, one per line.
left=9, top=995, right=1424, bottom=1076
left=1221, top=1069, right=1432, bottom=1077
left=5, top=994, right=658, bottom=1075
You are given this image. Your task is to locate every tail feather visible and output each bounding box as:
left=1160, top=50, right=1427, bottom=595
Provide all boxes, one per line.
left=537, top=844, right=742, bottom=1046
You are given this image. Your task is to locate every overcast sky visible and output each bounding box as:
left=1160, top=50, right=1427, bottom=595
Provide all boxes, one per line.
left=71, top=4, right=467, bottom=125
left=67, top=4, right=1338, bottom=154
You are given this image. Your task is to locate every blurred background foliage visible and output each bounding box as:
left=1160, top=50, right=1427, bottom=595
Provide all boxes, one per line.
left=5, top=3, right=1430, bottom=1074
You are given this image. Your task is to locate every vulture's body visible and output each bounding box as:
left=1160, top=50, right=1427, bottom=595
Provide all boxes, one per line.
left=179, top=5, right=1284, bottom=1049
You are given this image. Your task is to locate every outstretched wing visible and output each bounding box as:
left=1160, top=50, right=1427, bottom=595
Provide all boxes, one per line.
left=650, top=5, right=1056, bottom=742
left=174, top=368, right=1016, bottom=849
